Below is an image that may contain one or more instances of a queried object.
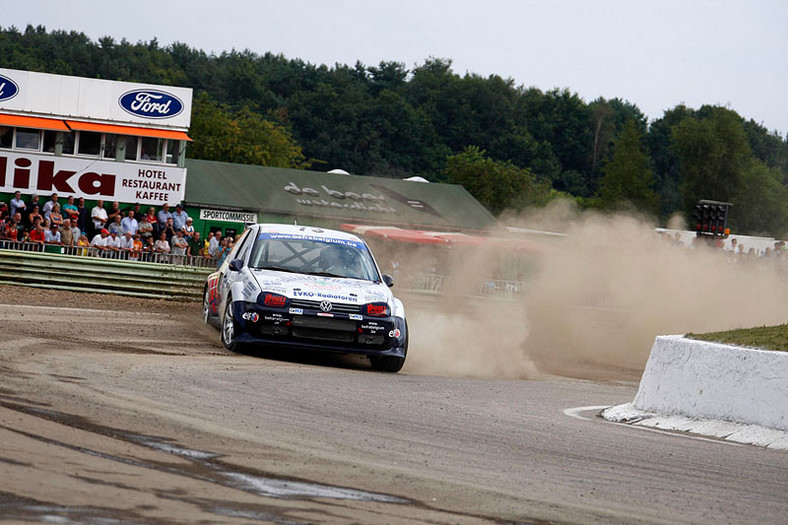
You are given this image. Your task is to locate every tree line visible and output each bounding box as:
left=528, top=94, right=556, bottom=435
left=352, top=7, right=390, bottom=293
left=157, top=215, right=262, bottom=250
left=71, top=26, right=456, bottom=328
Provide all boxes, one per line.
left=2, top=25, right=787, bottom=237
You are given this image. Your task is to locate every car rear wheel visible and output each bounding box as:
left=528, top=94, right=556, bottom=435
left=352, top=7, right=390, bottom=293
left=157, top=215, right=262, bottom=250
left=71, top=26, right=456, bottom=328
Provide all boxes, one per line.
left=220, top=297, right=240, bottom=351
left=202, top=287, right=211, bottom=324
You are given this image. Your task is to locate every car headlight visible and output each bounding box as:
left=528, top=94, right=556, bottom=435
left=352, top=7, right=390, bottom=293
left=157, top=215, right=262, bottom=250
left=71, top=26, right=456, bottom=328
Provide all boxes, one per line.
left=364, top=302, right=390, bottom=317
left=258, top=292, right=288, bottom=308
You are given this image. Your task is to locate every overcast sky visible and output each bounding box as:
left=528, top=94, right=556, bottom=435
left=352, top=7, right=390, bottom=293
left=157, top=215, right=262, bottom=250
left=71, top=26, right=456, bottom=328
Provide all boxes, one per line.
left=7, top=0, right=787, bottom=135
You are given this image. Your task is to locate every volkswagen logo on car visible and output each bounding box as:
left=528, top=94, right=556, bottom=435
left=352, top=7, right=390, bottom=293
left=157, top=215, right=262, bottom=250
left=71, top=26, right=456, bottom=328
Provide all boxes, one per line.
left=0, top=74, right=19, bottom=102
left=119, top=89, right=184, bottom=119
left=319, top=301, right=333, bottom=312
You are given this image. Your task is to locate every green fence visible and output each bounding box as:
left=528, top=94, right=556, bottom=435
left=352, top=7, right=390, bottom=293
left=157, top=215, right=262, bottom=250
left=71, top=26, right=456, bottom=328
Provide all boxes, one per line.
left=0, top=249, right=212, bottom=300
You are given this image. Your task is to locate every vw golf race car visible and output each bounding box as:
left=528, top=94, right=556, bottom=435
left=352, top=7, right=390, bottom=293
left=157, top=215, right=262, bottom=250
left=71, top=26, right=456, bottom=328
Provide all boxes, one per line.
left=203, top=224, right=408, bottom=372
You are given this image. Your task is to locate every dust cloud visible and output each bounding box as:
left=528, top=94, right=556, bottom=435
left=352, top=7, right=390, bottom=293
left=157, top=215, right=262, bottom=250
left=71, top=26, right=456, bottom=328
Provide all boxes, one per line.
left=394, top=201, right=788, bottom=380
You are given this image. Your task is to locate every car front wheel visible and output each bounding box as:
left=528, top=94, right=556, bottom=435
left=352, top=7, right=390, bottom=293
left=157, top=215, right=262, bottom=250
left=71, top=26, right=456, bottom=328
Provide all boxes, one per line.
left=370, top=322, right=407, bottom=373
left=370, top=354, right=406, bottom=373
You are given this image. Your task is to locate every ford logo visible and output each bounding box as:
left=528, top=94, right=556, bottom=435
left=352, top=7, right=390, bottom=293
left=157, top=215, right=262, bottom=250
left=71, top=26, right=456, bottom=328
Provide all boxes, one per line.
left=0, top=74, right=19, bottom=102
left=119, top=89, right=183, bottom=119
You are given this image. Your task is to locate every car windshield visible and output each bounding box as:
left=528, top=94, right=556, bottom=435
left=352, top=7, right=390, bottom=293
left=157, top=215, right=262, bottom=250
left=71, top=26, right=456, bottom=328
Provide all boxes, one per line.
left=249, top=232, right=381, bottom=282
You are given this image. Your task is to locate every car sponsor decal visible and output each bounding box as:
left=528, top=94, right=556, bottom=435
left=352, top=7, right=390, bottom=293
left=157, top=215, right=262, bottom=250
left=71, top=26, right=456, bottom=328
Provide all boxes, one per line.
left=256, top=231, right=365, bottom=249
left=242, top=311, right=260, bottom=322
left=206, top=274, right=220, bottom=314
left=316, top=312, right=334, bottom=317
left=264, top=287, right=288, bottom=294
left=254, top=270, right=383, bottom=291
left=242, top=280, right=258, bottom=299
left=292, top=290, right=359, bottom=302
left=361, top=322, right=386, bottom=333
left=349, top=314, right=363, bottom=320
left=289, top=308, right=304, bottom=315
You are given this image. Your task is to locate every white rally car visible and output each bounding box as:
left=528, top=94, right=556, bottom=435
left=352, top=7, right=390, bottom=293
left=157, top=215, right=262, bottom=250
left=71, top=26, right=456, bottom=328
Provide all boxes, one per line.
left=203, top=224, right=408, bottom=372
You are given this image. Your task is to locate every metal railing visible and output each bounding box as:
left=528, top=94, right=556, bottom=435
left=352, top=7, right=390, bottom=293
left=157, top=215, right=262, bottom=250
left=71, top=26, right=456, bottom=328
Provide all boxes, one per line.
left=0, top=240, right=217, bottom=268
left=0, top=245, right=213, bottom=300
left=0, top=246, right=525, bottom=302
left=404, top=272, right=525, bottom=299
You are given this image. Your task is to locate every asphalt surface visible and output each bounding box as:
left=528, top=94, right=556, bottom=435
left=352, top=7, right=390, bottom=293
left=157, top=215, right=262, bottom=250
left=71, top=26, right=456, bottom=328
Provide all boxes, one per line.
left=0, top=291, right=786, bottom=524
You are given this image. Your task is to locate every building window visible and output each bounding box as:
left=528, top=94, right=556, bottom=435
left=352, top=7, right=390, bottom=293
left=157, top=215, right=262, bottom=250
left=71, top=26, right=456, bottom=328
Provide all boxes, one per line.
left=104, top=133, right=119, bottom=159
left=0, top=126, right=12, bottom=148
left=62, top=132, right=75, bottom=154
left=15, top=129, right=40, bottom=150
left=140, top=137, right=162, bottom=161
left=43, top=130, right=59, bottom=153
left=77, top=131, right=101, bottom=156
left=0, top=125, right=185, bottom=165
left=165, top=139, right=181, bottom=164
left=125, top=136, right=139, bottom=160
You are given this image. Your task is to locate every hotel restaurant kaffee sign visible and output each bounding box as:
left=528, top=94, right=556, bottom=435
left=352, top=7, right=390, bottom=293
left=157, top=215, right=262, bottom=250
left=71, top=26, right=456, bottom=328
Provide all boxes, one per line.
left=0, top=151, right=186, bottom=205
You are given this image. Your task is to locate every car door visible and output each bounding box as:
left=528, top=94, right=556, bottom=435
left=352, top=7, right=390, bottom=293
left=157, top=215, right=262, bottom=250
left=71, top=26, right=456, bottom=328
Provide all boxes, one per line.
left=217, top=226, right=254, bottom=308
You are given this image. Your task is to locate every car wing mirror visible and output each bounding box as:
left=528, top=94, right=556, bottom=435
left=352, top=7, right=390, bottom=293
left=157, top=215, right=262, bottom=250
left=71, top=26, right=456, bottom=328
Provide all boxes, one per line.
left=382, top=274, right=394, bottom=288
left=228, top=258, right=244, bottom=272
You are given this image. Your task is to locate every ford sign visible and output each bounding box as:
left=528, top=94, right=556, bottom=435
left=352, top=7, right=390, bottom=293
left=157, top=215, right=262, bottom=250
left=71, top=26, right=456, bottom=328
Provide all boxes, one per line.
left=119, top=89, right=183, bottom=119
left=0, top=75, right=19, bottom=102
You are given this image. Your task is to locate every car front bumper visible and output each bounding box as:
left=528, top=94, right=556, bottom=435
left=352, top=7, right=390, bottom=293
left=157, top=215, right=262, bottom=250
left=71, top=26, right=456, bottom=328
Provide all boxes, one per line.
left=230, top=300, right=407, bottom=358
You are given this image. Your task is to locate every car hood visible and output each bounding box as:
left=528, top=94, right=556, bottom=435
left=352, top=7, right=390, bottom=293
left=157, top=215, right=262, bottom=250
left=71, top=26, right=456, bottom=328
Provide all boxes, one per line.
left=250, top=268, right=391, bottom=305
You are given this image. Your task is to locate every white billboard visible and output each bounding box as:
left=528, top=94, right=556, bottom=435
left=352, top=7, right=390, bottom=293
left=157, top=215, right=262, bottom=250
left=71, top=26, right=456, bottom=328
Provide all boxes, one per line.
left=0, top=150, right=186, bottom=206
left=0, top=68, right=192, bottom=129
left=199, top=209, right=258, bottom=223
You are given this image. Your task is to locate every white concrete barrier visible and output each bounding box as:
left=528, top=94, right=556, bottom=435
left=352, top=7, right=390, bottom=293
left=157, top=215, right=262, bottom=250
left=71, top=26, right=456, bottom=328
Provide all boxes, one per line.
left=603, top=335, right=788, bottom=448
left=634, top=335, right=788, bottom=430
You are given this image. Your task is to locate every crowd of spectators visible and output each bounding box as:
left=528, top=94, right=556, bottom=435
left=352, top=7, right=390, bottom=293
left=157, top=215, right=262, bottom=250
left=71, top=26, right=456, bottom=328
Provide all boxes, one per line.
left=0, top=192, right=235, bottom=266
left=661, top=230, right=788, bottom=269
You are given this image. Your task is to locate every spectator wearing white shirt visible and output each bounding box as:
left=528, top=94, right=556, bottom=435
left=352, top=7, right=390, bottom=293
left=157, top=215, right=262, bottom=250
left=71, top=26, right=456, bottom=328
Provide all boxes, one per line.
left=91, top=200, right=108, bottom=237
left=105, top=230, right=122, bottom=256
left=182, top=217, right=195, bottom=237
left=118, top=231, right=134, bottom=259
left=208, top=231, right=222, bottom=258
left=42, top=193, right=58, bottom=217
left=44, top=224, right=62, bottom=244
left=90, top=228, right=110, bottom=253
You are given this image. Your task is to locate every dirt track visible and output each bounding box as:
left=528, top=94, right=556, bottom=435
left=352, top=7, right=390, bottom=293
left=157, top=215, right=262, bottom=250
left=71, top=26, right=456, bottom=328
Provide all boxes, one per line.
left=2, top=284, right=786, bottom=524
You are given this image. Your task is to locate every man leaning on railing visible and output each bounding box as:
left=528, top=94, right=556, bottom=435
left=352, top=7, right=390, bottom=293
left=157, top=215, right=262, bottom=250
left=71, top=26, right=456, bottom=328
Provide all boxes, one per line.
left=118, top=231, right=134, bottom=260
left=90, top=228, right=110, bottom=255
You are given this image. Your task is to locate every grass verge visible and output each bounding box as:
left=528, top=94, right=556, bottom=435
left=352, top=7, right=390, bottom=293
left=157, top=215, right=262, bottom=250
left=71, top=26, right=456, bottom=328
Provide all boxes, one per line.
left=687, top=324, right=788, bottom=352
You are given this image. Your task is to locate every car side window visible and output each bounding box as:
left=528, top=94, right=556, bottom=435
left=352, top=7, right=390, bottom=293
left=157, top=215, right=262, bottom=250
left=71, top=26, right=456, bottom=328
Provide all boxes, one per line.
left=231, top=228, right=254, bottom=263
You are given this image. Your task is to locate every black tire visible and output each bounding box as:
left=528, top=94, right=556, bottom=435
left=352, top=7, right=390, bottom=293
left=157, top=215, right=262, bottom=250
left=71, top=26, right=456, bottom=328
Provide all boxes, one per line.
left=370, top=354, right=406, bottom=373
left=370, top=320, right=408, bottom=373
left=202, top=287, right=212, bottom=325
left=220, top=296, right=241, bottom=351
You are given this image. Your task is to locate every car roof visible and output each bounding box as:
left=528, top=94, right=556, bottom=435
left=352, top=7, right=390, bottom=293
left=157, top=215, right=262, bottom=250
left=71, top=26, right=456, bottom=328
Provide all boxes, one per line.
left=252, top=223, right=366, bottom=244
